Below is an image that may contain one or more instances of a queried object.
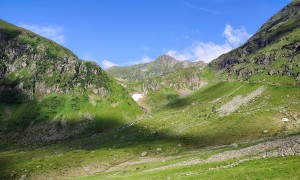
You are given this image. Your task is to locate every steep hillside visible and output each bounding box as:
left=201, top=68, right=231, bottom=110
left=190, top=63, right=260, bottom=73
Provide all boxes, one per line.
left=210, top=0, right=300, bottom=85
left=0, top=20, right=143, bottom=145
left=107, top=55, right=205, bottom=82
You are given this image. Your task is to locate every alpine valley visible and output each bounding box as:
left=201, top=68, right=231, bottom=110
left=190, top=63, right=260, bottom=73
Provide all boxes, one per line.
left=0, top=1, right=300, bottom=179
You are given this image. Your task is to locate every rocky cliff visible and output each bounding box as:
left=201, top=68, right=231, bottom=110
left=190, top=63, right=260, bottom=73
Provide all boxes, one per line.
left=0, top=20, right=111, bottom=99
left=210, top=0, right=300, bottom=85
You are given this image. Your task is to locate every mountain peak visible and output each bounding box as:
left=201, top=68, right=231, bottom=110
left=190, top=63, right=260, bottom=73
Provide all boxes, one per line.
left=156, top=54, right=176, bottom=60
left=154, top=54, right=179, bottom=66
left=106, top=54, right=205, bottom=82
left=155, top=54, right=178, bottom=61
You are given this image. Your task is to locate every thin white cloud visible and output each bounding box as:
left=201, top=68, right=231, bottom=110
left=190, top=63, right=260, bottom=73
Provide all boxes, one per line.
left=165, top=50, right=192, bottom=61
left=164, top=24, right=251, bottom=62
left=142, top=47, right=150, bottom=51
left=18, top=23, right=65, bottom=44
left=81, top=52, right=92, bottom=60
left=184, top=1, right=225, bottom=14
left=223, top=24, right=251, bottom=47
left=128, top=56, right=153, bottom=65
left=102, top=60, right=118, bottom=69
left=193, top=42, right=232, bottom=61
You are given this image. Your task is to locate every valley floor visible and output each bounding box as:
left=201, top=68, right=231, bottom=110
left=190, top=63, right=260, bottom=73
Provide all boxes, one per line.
left=80, top=134, right=300, bottom=180
left=1, top=81, right=300, bottom=179
left=2, top=133, right=299, bottom=180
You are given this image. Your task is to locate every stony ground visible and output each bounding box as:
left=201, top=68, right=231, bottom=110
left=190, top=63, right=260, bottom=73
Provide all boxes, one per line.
left=104, top=134, right=300, bottom=173
left=218, top=86, right=265, bottom=117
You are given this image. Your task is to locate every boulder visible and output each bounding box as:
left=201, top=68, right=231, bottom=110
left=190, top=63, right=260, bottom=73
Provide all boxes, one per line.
left=263, top=130, right=269, bottom=134
left=141, top=151, right=148, bottom=157
left=20, top=174, right=27, bottom=180
left=156, top=148, right=163, bottom=153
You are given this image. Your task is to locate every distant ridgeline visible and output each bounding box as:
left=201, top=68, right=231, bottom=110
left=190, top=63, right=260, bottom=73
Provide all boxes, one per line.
left=106, top=54, right=205, bottom=82
left=106, top=55, right=207, bottom=111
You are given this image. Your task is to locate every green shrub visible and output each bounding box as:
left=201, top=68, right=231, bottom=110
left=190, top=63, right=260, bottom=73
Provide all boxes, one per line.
left=19, top=36, right=38, bottom=47
left=42, top=95, right=65, bottom=114
left=46, top=47, right=59, bottom=59
left=71, top=97, right=80, bottom=110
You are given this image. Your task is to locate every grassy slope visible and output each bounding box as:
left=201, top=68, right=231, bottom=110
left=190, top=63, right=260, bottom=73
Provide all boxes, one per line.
left=146, top=82, right=299, bottom=146
left=1, top=77, right=299, bottom=179
left=86, top=156, right=300, bottom=180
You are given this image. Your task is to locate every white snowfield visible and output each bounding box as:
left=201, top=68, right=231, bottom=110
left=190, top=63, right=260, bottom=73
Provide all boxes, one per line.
left=132, top=94, right=144, bottom=101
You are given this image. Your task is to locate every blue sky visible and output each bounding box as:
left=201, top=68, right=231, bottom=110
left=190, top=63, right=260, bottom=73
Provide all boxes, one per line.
left=0, top=0, right=291, bottom=68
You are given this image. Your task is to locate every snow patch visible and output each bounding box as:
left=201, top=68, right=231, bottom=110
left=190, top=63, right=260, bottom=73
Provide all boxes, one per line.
left=132, top=94, right=144, bottom=101
left=281, top=118, right=289, bottom=122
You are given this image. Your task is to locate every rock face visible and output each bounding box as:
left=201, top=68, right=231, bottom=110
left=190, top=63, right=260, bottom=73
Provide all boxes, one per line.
left=106, top=54, right=205, bottom=82
left=210, top=0, right=300, bottom=85
left=0, top=20, right=113, bottom=99
left=0, top=20, right=142, bottom=144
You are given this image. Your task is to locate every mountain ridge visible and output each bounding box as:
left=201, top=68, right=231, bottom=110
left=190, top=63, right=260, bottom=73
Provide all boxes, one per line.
left=210, top=0, right=300, bottom=85
left=0, top=19, right=143, bottom=144
left=106, top=54, right=205, bottom=82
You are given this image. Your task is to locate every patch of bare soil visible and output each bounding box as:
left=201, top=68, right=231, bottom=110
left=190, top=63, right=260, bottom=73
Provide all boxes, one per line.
left=217, top=86, right=265, bottom=117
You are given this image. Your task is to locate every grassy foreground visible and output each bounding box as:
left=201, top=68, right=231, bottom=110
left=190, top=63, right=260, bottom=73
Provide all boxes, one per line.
left=82, top=155, right=300, bottom=180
